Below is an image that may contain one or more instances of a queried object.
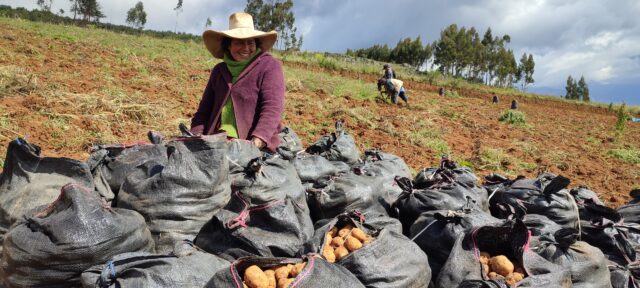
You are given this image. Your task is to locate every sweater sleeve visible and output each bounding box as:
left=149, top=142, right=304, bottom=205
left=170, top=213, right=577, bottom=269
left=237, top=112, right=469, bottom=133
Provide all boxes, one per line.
left=190, top=67, right=217, bottom=135
left=251, top=58, right=285, bottom=144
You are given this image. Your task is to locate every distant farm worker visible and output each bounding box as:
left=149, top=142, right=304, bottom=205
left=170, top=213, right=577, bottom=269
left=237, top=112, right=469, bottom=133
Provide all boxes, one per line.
left=378, top=78, right=408, bottom=105
left=511, top=99, right=518, bottom=110
left=438, top=87, right=445, bottom=96
left=190, top=12, right=284, bottom=151
left=492, top=93, right=499, bottom=104
left=383, top=63, right=395, bottom=79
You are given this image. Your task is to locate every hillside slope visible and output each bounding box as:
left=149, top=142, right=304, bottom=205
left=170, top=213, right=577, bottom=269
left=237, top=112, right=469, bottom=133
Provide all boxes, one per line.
left=1, top=18, right=639, bottom=205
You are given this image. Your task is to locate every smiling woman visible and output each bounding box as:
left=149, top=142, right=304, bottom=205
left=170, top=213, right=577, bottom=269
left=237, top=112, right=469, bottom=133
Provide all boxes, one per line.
left=190, top=12, right=284, bottom=151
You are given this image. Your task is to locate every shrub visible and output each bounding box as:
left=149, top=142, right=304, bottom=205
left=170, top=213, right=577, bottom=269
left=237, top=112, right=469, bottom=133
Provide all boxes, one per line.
left=498, top=110, right=526, bottom=126
left=614, top=104, right=629, bottom=139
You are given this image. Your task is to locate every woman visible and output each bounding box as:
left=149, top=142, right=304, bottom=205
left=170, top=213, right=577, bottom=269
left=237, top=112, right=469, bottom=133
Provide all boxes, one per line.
left=190, top=12, right=285, bottom=151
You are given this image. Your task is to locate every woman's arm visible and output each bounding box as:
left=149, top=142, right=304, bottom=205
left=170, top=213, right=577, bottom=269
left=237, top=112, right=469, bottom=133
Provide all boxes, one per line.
left=251, top=58, right=285, bottom=145
left=190, top=68, right=217, bottom=135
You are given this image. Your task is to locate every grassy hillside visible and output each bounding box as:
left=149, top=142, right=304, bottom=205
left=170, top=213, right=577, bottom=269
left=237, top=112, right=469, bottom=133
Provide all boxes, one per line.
left=1, top=18, right=639, bottom=205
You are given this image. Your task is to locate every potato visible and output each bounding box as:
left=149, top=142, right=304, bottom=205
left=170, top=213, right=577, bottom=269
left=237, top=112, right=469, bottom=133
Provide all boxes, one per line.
left=274, top=265, right=291, bottom=281
left=244, top=283, right=249, bottom=288
left=264, top=270, right=276, bottom=288
left=363, top=236, right=373, bottom=245
left=335, top=246, right=349, bottom=260
left=344, top=236, right=363, bottom=252
left=331, top=236, right=344, bottom=247
left=328, top=227, right=338, bottom=238
left=322, top=245, right=336, bottom=263
left=488, top=272, right=498, bottom=279
left=277, top=278, right=294, bottom=288
left=338, top=227, right=352, bottom=238
left=480, top=252, right=490, bottom=265
left=244, top=265, right=269, bottom=288
left=290, top=262, right=306, bottom=278
left=351, top=228, right=368, bottom=242
left=507, top=272, right=524, bottom=285
left=324, top=234, right=332, bottom=246
left=489, top=255, right=514, bottom=277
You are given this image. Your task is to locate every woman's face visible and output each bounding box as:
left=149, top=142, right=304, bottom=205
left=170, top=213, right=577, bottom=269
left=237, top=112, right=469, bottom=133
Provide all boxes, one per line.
left=229, top=38, right=257, bottom=61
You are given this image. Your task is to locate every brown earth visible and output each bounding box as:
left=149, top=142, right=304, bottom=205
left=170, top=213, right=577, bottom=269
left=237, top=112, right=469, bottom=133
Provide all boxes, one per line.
left=1, top=23, right=638, bottom=206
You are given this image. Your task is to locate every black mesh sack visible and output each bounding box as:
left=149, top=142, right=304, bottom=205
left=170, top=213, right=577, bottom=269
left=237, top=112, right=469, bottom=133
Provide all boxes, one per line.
left=410, top=206, right=502, bottom=278
left=117, top=135, right=231, bottom=253
left=81, top=241, right=229, bottom=288
left=306, top=121, right=359, bottom=165
left=533, top=228, right=612, bottom=288
left=303, top=211, right=429, bottom=287
left=0, top=138, right=97, bottom=250
left=435, top=220, right=572, bottom=288
left=195, top=155, right=313, bottom=260
left=0, top=183, right=154, bottom=287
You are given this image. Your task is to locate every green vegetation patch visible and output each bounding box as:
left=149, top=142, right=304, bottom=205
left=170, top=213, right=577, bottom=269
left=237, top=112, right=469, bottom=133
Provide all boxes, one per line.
left=608, top=148, right=640, bottom=164
left=498, top=110, right=526, bottom=126
left=0, top=65, right=38, bottom=97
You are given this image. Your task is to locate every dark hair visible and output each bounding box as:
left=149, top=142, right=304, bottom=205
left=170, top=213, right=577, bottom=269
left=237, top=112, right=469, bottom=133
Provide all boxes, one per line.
left=222, top=37, right=262, bottom=55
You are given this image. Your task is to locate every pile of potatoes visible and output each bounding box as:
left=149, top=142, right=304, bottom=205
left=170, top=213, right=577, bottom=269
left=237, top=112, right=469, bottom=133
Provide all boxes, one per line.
left=242, top=262, right=306, bottom=288
left=479, top=252, right=526, bottom=286
left=320, top=223, right=373, bottom=263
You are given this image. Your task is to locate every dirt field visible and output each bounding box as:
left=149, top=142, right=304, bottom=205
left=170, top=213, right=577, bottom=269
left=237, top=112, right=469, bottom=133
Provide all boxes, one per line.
left=1, top=20, right=639, bottom=206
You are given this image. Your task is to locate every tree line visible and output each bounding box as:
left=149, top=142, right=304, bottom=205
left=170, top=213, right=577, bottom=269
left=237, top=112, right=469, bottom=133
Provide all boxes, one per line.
left=347, top=25, right=536, bottom=90
left=29, top=0, right=302, bottom=51
left=0, top=5, right=198, bottom=41
left=565, top=75, right=590, bottom=102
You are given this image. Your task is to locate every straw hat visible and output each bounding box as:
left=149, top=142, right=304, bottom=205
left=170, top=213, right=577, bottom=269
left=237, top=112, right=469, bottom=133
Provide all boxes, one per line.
left=203, top=12, right=278, bottom=59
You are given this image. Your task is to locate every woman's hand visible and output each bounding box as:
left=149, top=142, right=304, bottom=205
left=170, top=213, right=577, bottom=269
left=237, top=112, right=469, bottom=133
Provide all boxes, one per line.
left=251, top=136, right=266, bottom=149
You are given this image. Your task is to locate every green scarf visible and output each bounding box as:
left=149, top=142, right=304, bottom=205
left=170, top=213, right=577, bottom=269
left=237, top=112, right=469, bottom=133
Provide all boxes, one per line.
left=219, top=48, right=261, bottom=138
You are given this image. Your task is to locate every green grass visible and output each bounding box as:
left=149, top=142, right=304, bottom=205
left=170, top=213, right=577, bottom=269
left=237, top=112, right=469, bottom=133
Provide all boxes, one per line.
left=405, top=118, right=451, bottom=156
left=478, top=148, right=510, bottom=171
left=284, top=66, right=379, bottom=101
left=498, top=110, right=527, bottom=126
left=608, top=148, right=640, bottom=164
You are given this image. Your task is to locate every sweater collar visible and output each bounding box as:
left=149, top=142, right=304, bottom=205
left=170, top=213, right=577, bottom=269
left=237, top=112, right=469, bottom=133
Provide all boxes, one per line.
left=223, top=48, right=262, bottom=81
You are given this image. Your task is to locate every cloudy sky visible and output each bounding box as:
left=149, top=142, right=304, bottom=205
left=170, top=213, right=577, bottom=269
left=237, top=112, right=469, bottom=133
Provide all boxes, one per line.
left=4, top=0, right=640, bottom=105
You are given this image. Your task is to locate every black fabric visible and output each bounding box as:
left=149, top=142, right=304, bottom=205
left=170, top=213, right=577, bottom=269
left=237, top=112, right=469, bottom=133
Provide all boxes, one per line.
left=393, top=172, right=488, bottom=235
left=579, top=207, right=640, bottom=266
left=307, top=170, right=387, bottom=222
left=195, top=155, right=313, bottom=260
left=608, top=261, right=639, bottom=288
left=227, top=138, right=263, bottom=174
left=522, top=214, right=563, bottom=237
left=0, top=183, right=154, bottom=287
left=81, top=241, right=229, bottom=288
left=306, top=121, right=359, bottom=165
left=87, top=142, right=166, bottom=201
left=117, top=135, right=231, bottom=253
left=353, top=149, right=411, bottom=216
left=207, top=255, right=365, bottom=288
left=276, top=126, right=304, bottom=160
left=533, top=228, right=612, bottom=288
left=488, top=173, right=579, bottom=229
left=410, top=207, right=502, bottom=278
left=618, top=189, right=640, bottom=225
left=304, top=212, right=430, bottom=287
left=415, top=158, right=481, bottom=192
left=0, top=138, right=97, bottom=249
left=293, top=153, right=339, bottom=182
left=435, top=220, right=572, bottom=288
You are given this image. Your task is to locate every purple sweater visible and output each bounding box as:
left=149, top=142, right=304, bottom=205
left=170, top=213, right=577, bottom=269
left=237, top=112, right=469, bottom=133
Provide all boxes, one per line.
left=190, top=52, right=285, bottom=151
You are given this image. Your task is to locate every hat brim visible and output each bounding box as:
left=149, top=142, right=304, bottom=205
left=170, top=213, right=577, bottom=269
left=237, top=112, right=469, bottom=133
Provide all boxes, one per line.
left=203, top=28, right=278, bottom=59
